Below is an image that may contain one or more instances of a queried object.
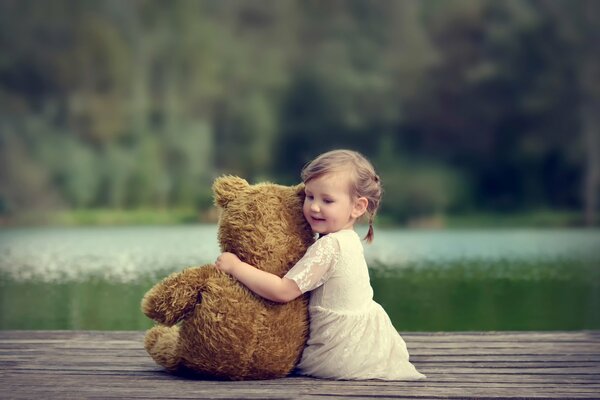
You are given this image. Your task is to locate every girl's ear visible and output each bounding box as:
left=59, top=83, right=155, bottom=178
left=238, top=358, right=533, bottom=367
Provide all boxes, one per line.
left=213, top=175, right=249, bottom=208
left=352, top=197, right=368, bottom=219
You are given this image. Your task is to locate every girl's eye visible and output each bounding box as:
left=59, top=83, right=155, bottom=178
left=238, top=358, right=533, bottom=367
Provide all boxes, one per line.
left=306, top=195, right=314, bottom=200
left=324, top=199, right=334, bottom=204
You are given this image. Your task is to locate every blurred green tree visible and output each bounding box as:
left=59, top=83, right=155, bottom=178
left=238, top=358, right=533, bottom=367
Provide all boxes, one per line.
left=0, top=0, right=596, bottom=225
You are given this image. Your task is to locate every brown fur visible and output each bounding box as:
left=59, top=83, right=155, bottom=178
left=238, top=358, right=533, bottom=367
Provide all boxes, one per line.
left=141, top=176, right=314, bottom=380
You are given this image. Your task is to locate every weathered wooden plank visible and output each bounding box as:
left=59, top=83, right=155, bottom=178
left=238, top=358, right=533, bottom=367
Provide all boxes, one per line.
left=3, top=357, right=598, bottom=370
left=2, top=365, right=598, bottom=381
left=408, top=331, right=600, bottom=337
left=1, top=330, right=599, bottom=399
left=411, top=347, right=600, bottom=355
left=1, top=376, right=599, bottom=400
left=0, top=351, right=595, bottom=364
left=4, top=348, right=600, bottom=362
left=3, top=364, right=598, bottom=376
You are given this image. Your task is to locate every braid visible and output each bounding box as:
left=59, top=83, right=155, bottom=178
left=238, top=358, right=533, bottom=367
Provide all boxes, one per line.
left=366, top=214, right=375, bottom=243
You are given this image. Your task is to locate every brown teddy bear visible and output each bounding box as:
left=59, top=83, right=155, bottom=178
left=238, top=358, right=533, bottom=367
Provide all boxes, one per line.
left=141, top=176, right=314, bottom=380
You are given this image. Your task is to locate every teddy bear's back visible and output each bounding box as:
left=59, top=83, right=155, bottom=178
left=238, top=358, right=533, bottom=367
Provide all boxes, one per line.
left=179, top=267, right=309, bottom=379
left=170, top=178, right=314, bottom=379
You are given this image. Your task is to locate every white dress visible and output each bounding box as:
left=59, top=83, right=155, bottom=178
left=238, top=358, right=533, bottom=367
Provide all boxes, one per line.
left=284, top=229, right=425, bottom=380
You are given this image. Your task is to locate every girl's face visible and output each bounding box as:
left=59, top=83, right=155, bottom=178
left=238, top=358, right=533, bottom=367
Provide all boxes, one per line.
left=303, top=171, right=367, bottom=235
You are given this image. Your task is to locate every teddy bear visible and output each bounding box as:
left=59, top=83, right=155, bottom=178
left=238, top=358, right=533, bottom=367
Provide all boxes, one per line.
left=141, top=176, right=314, bottom=380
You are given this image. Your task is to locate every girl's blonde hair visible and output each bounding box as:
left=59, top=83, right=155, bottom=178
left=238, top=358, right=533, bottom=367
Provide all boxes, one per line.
left=301, top=149, right=382, bottom=243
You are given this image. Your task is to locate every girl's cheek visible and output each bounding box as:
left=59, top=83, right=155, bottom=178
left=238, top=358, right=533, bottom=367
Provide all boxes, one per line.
left=303, top=203, right=311, bottom=216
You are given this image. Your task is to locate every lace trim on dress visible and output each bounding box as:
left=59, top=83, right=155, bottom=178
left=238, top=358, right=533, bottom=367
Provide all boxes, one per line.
left=284, top=234, right=340, bottom=293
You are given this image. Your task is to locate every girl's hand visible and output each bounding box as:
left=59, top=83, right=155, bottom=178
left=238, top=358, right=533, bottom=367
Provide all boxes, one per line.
left=215, top=252, right=242, bottom=274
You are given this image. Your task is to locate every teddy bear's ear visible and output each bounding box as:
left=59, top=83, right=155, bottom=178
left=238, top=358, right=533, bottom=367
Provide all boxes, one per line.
left=294, top=183, right=306, bottom=198
left=213, top=175, right=250, bottom=208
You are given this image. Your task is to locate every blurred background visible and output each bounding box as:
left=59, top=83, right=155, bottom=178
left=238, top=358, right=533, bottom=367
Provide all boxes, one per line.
left=0, top=0, right=599, bottom=331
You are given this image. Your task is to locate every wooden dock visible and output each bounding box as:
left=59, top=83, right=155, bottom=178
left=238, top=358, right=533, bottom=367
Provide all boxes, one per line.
left=1, top=330, right=599, bottom=399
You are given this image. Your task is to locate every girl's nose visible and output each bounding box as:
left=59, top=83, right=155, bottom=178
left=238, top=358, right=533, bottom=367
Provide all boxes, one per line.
left=310, top=202, right=320, bottom=212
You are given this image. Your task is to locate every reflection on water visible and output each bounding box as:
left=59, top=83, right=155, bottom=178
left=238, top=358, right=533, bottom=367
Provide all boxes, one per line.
left=0, top=225, right=220, bottom=282
left=2, top=226, right=599, bottom=281
left=369, top=228, right=600, bottom=264
left=0, top=226, right=599, bottom=330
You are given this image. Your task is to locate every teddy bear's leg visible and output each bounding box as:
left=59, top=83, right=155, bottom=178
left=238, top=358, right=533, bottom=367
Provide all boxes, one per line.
left=144, top=325, right=182, bottom=372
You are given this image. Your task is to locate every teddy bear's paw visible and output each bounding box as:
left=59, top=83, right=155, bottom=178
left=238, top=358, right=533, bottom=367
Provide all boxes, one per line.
left=144, top=325, right=181, bottom=372
left=140, top=286, right=170, bottom=324
left=141, top=267, right=212, bottom=326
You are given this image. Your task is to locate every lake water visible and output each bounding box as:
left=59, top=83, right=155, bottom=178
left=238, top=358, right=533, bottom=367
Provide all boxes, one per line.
left=1, top=225, right=599, bottom=331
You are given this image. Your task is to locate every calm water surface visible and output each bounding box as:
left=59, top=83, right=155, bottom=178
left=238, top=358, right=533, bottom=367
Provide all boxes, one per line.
left=1, top=225, right=599, bottom=330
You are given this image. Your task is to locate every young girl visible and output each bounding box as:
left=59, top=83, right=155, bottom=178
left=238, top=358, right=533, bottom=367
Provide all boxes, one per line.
left=215, top=149, right=425, bottom=381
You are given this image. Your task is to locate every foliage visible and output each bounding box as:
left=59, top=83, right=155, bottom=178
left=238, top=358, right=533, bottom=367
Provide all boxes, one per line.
left=0, top=0, right=598, bottom=225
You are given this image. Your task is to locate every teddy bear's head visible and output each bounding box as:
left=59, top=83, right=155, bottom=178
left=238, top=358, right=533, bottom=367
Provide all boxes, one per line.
left=213, top=176, right=314, bottom=276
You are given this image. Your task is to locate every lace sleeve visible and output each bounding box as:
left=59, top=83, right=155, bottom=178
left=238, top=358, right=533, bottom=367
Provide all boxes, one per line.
left=284, top=235, right=340, bottom=293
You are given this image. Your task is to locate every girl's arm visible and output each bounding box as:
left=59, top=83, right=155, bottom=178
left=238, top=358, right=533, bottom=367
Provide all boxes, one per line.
left=215, top=252, right=302, bottom=303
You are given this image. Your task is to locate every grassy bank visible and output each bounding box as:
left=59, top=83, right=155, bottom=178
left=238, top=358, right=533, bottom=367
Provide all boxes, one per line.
left=2, top=258, right=598, bottom=331
left=371, top=258, right=600, bottom=331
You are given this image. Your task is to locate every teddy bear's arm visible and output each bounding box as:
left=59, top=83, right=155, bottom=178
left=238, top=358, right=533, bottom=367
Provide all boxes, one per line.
left=141, top=266, right=213, bottom=326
